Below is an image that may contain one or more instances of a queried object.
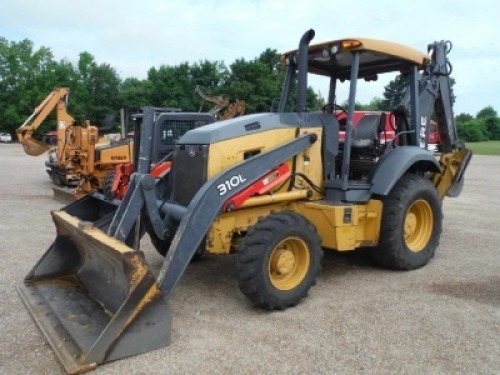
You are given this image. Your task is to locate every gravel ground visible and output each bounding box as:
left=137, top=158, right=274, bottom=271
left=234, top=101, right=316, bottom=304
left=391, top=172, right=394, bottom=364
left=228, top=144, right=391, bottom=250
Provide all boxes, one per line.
left=0, top=143, right=498, bottom=374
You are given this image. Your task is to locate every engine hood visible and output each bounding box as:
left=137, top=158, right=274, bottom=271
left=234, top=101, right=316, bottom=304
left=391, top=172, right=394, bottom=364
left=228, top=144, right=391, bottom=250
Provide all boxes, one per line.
left=177, top=112, right=329, bottom=145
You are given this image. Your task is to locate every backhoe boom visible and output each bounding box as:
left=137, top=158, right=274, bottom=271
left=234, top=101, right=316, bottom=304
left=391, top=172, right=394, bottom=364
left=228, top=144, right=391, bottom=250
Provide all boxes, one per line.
left=16, top=87, right=73, bottom=156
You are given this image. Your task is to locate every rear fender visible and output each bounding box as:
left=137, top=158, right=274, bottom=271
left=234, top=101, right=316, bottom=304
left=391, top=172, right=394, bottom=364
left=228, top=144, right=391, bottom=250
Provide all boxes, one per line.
left=370, top=146, right=440, bottom=196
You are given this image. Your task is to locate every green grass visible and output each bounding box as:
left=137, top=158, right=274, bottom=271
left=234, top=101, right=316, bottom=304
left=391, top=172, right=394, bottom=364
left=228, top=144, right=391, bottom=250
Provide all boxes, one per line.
left=466, top=141, right=500, bottom=155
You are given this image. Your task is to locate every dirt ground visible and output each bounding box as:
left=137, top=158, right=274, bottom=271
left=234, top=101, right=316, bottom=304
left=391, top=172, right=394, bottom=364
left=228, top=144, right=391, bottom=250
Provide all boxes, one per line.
left=0, top=143, right=498, bottom=374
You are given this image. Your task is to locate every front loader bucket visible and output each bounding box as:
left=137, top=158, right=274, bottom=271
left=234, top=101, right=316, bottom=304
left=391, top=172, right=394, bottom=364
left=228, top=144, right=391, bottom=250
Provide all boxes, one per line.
left=20, top=137, right=50, bottom=156
left=17, top=198, right=171, bottom=374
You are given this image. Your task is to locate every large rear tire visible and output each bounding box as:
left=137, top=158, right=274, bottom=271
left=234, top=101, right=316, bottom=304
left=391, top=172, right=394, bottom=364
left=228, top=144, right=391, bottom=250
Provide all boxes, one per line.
left=371, top=174, right=442, bottom=270
left=102, top=171, right=116, bottom=200
left=236, top=211, right=323, bottom=310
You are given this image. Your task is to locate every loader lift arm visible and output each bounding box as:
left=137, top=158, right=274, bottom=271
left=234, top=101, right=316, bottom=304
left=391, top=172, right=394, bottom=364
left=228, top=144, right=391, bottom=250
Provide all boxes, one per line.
left=16, top=87, right=73, bottom=156
left=108, top=107, right=317, bottom=295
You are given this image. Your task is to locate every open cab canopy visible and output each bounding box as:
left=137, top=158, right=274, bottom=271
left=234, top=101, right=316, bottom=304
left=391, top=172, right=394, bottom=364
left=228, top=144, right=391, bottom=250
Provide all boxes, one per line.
left=280, top=37, right=430, bottom=80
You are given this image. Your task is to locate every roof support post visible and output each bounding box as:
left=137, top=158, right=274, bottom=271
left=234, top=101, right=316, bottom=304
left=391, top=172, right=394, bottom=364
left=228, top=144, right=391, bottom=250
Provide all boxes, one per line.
left=340, top=51, right=360, bottom=190
left=410, top=65, right=420, bottom=146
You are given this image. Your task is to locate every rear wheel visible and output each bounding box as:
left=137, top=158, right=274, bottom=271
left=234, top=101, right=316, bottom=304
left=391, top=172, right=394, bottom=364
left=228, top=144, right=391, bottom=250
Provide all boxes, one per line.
left=236, top=211, right=323, bottom=310
left=371, top=174, right=442, bottom=270
left=102, top=171, right=116, bottom=200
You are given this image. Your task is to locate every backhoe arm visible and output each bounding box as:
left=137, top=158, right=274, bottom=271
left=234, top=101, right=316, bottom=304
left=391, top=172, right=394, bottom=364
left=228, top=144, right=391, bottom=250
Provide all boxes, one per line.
left=399, top=41, right=459, bottom=152
left=399, top=41, right=472, bottom=198
left=219, top=100, right=246, bottom=120
left=16, top=87, right=73, bottom=156
left=195, top=85, right=230, bottom=116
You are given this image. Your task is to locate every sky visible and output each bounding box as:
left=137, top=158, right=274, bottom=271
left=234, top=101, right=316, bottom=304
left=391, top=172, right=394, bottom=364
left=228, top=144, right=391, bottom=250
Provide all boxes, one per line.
left=1, top=0, right=499, bottom=116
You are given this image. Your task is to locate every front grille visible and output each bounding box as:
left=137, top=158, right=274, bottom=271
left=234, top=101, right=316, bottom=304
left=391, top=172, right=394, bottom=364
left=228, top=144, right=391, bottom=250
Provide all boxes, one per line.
left=159, top=119, right=209, bottom=146
left=171, top=144, right=209, bottom=206
left=153, top=119, right=212, bottom=163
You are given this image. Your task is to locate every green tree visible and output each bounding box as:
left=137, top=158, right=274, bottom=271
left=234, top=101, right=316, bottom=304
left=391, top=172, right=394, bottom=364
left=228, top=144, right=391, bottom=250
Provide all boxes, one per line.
left=382, top=74, right=409, bottom=109
left=119, top=78, right=152, bottom=108
left=366, top=97, right=389, bottom=111
left=476, top=106, right=497, bottom=119
left=455, top=112, right=474, bottom=125
left=0, top=38, right=59, bottom=136
left=226, top=57, right=277, bottom=113
left=147, top=63, right=195, bottom=110
left=225, top=49, right=319, bottom=113
left=484, top=115, right=500, bottom=140
left=70, top=52, right=121, bottom=125
left=457, top=119, right=489, bottom=142
left=383, top=75, right=456, bottom=111
left=191, top=60, right=229, bottom=111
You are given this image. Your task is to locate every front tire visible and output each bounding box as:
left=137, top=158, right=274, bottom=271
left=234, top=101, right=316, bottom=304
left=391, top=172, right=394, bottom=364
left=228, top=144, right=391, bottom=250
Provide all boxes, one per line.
left=144, top=216, right=204, bottom=261
left=372, top=174, right=442, bottom=270
left=236, top=211, right=323, bottom=310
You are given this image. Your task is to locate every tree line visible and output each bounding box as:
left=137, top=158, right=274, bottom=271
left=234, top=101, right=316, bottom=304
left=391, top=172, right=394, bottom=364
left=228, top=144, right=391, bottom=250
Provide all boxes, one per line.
left=0, top=37, right=319, bottom=137
left=455, top=107, right=500, bottom=142
left=1, top=36, right=498, bottom=143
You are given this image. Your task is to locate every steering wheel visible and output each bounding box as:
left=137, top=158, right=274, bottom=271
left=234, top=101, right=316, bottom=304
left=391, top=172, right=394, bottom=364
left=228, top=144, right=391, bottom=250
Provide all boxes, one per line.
left=323, top=103, right=348, bottom=118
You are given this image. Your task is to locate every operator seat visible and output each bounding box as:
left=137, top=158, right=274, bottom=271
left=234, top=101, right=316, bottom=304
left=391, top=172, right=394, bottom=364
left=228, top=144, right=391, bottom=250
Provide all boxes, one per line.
left=352, top=114, right=382, bottom=148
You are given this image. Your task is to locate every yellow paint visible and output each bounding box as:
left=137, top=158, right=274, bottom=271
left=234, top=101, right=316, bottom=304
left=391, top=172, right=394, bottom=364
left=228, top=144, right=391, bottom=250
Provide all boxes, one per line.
left=281, top=37, right=430, bottom=69
left=53, top=211, right=134, bottom=254
left=268, top=237, right=310, bottom=291
left=290, top=199, right=382, bottom=250
left=207, top=204, right=289, bottom=254
left=206, top=199, right=383, bottom=254
left=433, top=149, right=472, bottom=198
left=124, top=284, right=162, bottom=330
left=404, top=199, right=433, bottom=252
left=239, top=190, right=310, bottom=209
left=207, top=128, right=297, bottom=179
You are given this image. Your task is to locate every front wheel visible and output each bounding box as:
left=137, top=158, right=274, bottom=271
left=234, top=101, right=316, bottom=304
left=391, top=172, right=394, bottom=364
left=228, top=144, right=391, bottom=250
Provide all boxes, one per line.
left=144, top=216, right=204, bottom=261
left=371, top=174, right=443, bottom=270
left=236, top=211, right=323, bottom=310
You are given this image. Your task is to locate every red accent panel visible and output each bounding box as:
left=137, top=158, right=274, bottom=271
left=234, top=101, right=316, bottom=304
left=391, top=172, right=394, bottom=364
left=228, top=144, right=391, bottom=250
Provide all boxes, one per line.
left=223, top=164, right=291, bottom=211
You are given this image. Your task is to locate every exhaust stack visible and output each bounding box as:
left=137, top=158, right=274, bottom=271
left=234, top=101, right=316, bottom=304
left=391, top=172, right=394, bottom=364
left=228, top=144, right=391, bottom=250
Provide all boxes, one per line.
left=296, top=29, right=315, bottom=112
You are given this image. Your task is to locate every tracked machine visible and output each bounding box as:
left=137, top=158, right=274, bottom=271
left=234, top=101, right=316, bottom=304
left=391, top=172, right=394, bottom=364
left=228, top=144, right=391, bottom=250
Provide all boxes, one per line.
left=18, top=30, right=471, bottom=373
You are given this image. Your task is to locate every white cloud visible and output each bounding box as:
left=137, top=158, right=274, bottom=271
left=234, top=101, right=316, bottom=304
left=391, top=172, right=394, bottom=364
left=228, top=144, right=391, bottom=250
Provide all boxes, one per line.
left=1, top=0, right=499, bottom=114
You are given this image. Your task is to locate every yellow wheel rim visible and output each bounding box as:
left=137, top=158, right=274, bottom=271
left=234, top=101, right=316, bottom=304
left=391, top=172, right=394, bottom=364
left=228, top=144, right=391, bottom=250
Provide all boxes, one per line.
left=268, top=237, right=310, bottom=291
left=404, top=199, right=434, bottom=252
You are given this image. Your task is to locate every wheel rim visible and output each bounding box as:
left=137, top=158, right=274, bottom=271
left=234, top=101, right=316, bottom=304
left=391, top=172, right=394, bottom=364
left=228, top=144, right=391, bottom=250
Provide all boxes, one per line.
left=404, top=199, right=434, bottom=252
left=268, top=237, right=310, bottom=291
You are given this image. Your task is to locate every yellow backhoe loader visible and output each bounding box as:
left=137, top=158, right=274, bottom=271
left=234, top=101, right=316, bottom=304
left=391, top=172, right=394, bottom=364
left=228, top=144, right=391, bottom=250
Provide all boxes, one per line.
left=16, top=88, right=132, bottom=189
left=17, top=87, right=86, bottom=185
left=18, top=30, right=471, bottom=373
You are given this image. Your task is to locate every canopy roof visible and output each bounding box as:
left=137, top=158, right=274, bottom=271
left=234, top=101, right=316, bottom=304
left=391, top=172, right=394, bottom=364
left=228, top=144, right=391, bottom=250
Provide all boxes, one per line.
left=281, top=38, right=431, bottom=80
